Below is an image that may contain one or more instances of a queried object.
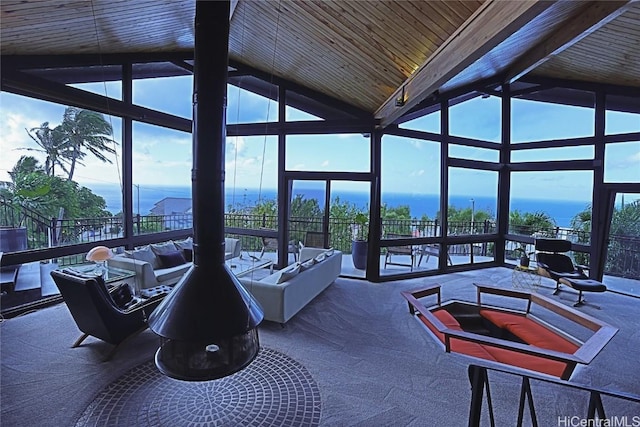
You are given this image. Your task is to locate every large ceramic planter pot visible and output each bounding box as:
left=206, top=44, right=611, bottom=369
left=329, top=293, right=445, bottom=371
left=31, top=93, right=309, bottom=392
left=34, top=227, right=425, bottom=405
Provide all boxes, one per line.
left=351, top=240, right=368, bottom=270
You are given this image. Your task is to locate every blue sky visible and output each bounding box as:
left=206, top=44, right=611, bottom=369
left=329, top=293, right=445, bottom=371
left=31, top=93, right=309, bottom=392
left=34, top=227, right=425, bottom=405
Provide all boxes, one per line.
left=1, top=78, right=638, bottom=203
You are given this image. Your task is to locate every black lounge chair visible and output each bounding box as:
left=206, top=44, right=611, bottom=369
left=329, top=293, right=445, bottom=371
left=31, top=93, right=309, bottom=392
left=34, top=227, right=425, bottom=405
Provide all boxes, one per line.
left=535, top=238, right=606, bottom=307
left=50, top=269, right=163, bottom=360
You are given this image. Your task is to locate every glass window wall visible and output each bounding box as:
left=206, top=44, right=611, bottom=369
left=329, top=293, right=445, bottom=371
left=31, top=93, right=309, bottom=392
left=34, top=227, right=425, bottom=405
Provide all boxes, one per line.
left=509, top=171, right=593, bottom=242
left=131, top=122, right=192, bottom=234
left=449, top=95, right=501, bottom=143
left=286, top=134, right=369, bottom=172
left=511, top=92, right=595, bottom=143
left=133, top=73, right=192, bottom=118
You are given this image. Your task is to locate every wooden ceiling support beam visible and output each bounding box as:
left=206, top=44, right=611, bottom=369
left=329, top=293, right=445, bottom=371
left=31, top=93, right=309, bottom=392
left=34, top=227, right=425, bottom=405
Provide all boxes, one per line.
left=504, top=1, right=631, bottom=84
left=375, top=0, right=554, bottom=128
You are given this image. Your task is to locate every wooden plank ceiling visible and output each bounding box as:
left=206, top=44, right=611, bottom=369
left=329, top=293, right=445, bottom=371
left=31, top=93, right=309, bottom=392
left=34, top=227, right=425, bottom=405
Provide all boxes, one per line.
left=1, top=0, right=638, bottom=125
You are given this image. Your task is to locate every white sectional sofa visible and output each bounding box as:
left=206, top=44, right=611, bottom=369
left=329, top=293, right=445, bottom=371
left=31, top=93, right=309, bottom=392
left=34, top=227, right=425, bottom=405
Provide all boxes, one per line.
left=108, top=237, right=241, bottom=290
left=238, top=247, right=342, bottom=324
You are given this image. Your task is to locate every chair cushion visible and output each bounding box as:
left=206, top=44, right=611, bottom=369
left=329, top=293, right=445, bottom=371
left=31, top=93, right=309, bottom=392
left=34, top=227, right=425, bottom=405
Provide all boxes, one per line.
left=110, top=283, right=135, bottom=309
left=421, top=309, right=572, bottom=378
left=537, top=253, right=576, bottom=274
left=479, top=310, right=579, bottom=354
left=560, top=278, right=607, bottom=292
left=158, top=250, right=188, bottom=268
left=419, top=310, right=496, bottom=360
left=482, top=346, right=570, bottom=378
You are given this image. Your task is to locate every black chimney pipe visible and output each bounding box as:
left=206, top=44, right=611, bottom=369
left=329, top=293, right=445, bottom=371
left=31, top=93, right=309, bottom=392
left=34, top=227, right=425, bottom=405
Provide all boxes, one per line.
left=148, top=0, right=264, bottom=381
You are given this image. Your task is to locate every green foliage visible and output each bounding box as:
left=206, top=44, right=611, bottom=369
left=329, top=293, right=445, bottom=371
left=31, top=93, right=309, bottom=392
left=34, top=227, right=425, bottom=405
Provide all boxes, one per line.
left=606, top=199, right=640, bottom=278
left=509, top=210, right=556, bottom=236
left=568, top=201, right=638, bottom=277
left=381, top=203, right=411, bottom=221
left=24, top=122, right=69, bottom=177
left=4, top=156, right=110, bottom=221
left=58, top=107, right=116, bottom=180
left=351, top=212, right=369, bottom=241
left=290, top=194, right=323, bottom=219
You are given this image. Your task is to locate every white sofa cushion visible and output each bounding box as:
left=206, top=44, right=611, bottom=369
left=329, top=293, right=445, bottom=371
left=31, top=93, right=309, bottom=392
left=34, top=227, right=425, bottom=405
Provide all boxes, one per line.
left=239, top=250, right=342, bottom=323
left=155, top=263, right=191, bottom=283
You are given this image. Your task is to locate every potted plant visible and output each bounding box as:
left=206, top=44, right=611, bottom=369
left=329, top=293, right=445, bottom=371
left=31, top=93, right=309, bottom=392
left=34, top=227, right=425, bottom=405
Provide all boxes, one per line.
left=351, top=213, right=369, bottom=270
left=513, top=244, right=531, bottom=268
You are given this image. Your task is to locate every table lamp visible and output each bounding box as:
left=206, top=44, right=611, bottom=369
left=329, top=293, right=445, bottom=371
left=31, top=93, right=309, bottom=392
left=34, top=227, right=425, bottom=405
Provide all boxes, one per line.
left=86, top=246, right=114, bottom=276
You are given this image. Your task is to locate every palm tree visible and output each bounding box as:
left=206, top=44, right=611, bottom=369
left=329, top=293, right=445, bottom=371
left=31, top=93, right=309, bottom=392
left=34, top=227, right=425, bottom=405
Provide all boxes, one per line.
left=58, top=107, right=116, bottom=181
left=23, top=122, right=70, bottom=177
left=509, top=210, right=556, bottom=236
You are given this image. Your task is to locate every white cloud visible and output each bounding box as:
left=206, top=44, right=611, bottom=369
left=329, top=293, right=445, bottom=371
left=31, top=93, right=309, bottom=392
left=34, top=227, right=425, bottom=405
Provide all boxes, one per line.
left=0, top=112, right=47, bottom=181
left=408, top=139, right=423, bottom=149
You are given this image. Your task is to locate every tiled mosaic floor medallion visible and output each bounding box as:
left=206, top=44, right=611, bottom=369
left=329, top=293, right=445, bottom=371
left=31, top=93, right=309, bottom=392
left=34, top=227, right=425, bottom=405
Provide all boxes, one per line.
left=75, top=347, right=321, bottom=426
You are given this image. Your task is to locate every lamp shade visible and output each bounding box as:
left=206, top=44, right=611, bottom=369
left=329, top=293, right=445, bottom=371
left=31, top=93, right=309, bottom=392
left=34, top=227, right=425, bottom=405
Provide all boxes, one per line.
left=86, top=246, right=114, bottom=262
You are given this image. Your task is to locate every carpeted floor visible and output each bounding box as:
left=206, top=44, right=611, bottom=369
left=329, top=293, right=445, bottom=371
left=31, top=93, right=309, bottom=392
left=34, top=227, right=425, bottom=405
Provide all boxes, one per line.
left=1, top=267, right=638, bottom=426
left=75, top=347, right=321, bottom=427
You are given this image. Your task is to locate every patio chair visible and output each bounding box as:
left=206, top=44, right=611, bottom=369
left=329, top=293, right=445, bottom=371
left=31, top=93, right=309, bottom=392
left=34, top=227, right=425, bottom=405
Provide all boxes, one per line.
left=304, top=231, right=329, bottom=248
left=415, top=244, right=453, bottom=267
left=50, top=269, right=163, bottom=361
left=259, top=237, right=299, bottom=262
left=535, top=238, right=606, bottom=307
left=384, top=234, right=415, bottom=271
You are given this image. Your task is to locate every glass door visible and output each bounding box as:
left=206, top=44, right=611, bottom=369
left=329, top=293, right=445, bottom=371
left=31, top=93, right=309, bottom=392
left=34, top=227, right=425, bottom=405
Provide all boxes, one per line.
left=288, top=180, right=328, bottom=254
left=285, top=178, right=371, bottom=278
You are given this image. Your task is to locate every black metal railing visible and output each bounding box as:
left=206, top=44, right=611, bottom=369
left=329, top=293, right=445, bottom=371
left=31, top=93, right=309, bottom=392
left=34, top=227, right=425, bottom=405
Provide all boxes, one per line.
left=467, top=363, right=640, bottom=427
left=1, top=201, right=638, bottom=279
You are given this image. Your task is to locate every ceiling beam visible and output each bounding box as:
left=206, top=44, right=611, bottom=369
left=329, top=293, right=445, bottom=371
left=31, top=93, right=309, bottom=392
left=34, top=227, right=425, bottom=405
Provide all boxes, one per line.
left=375, top=0, right=554, bottom=128
left=504, top=1, right=632, bottom=84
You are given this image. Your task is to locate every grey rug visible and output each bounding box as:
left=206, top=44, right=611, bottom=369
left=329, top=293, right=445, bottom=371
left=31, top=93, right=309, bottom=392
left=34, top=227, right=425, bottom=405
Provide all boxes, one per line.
left=75, top=348, right=321, bottom=427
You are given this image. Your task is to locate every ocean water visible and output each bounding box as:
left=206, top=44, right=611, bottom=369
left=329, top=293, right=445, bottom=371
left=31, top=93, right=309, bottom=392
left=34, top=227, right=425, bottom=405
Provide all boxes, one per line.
left=87, top=183, right=589, bottom=227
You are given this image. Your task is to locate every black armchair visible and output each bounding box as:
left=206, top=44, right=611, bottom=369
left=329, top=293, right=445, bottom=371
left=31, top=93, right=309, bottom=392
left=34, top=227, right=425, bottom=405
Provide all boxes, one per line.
left=535, top=238, right=606, bottom=307
left=50, top=270, right=163, bottom=361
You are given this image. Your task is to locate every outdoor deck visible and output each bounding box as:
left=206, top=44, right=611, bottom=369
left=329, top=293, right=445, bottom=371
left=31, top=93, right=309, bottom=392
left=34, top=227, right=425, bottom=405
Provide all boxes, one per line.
left=2, top=250, right=638, bottom=318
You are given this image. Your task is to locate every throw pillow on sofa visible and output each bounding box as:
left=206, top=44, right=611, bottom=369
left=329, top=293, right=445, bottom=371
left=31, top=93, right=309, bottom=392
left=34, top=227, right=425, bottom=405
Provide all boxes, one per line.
left=182, top=248, right=193, bottom=262
left=151, top=241, right=179, bottom=257
left=124, top=245, right=161, bottom=269
left=174, top=237, right=194, bottom=261
left=300, top=259, right=315, bottom=271
left=158, top=250, right=188, bottom=268
left=174, top=237, right=193, bottom=250
left=277, top=264, right=301, bottom=284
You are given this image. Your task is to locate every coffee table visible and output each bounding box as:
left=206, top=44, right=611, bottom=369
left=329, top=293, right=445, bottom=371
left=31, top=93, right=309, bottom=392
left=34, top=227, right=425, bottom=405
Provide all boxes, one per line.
left=227, top=257, right=273, bottom=278
left=64, top=264, right=136, bottom=287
